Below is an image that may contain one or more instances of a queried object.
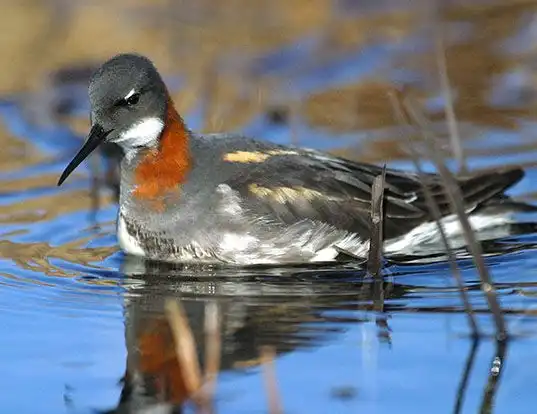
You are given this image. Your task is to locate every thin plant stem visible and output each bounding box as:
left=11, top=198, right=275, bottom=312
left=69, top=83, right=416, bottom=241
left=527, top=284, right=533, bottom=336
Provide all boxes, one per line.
left=367, top=168, right=386, bottom=279
left=260, top=346, right=283, bottom=414
left=435, top=10, right=466, bottom=173
left=403, top=98, right=507, bottom=340
left=388, top=91, right=480, bottom=337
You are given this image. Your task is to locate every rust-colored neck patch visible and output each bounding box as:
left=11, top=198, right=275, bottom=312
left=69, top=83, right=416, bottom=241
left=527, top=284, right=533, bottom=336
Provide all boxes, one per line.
left=133, top=99, right=191, bottom=203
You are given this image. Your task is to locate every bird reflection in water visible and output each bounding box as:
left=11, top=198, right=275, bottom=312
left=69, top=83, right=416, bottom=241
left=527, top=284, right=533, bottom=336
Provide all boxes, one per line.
left=106, top=257, right=389, bottom=413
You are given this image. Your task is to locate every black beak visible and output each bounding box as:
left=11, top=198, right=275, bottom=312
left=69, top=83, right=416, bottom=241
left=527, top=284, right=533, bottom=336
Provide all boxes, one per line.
left=57, top=124, right=113, bottom=186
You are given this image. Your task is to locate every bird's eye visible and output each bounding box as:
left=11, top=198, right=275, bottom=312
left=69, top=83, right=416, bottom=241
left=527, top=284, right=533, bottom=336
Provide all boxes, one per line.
left=125, top=93, right=140, bottom=106
left=115, top=92, right=140, bottom=107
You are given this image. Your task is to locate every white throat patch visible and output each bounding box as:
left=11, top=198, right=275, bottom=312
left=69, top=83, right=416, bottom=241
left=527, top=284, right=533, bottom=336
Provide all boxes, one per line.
left=115, top=117, right=164, bottom=151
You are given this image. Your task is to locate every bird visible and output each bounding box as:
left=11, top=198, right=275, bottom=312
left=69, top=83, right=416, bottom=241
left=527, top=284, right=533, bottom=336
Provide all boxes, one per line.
left=57, top=53, right=530, bottom=265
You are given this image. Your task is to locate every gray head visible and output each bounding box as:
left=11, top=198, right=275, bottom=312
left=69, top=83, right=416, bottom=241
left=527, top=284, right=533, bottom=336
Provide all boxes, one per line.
left=58, top=53, right=170, bottom=186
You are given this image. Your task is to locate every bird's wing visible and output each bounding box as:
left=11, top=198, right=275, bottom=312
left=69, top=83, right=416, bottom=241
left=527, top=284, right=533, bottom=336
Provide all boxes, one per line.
left=222, top=147, right=524, bottom=240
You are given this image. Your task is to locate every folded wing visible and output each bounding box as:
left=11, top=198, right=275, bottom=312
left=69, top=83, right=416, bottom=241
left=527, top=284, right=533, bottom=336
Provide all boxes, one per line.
left=223, top=148, right=524, bottom=240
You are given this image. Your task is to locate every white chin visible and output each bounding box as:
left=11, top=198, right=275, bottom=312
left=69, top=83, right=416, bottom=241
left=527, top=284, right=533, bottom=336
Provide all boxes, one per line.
left=114, top=117, right=164, bottom=150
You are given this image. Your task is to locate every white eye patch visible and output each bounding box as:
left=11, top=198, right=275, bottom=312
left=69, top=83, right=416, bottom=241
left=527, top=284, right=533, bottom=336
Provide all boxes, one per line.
left=124, top=88, right=136, bottom=100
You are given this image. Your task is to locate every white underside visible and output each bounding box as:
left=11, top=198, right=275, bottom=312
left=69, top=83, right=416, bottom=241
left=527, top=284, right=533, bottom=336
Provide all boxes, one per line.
left=384, top=212, right=512, bottom=256
left=116, top=211, right=513, bottom=265
left=311, top=212, right=512, bottom=262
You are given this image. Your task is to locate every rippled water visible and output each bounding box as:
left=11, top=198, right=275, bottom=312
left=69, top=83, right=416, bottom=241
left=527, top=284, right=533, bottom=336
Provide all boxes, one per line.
left=4, top=3, right=537, bottom=414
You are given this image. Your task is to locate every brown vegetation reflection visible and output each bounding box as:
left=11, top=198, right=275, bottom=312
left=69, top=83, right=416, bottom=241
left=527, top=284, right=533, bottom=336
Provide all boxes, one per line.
left=0, top=239, right=116, bottom=279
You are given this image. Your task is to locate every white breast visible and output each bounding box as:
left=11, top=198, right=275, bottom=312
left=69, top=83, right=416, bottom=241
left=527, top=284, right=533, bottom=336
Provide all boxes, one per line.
left=117, top=215, right=146, bottom=257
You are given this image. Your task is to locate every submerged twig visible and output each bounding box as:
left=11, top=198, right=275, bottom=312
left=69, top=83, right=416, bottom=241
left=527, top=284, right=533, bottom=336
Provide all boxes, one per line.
left=373, top=275, right=392, bottom=345
left=260, top=346, right=283, bottom=414
left=388, top=92, right=479, bottom=337
left=164, top=299, right=204, bottom=407
left=203, top=301, right=221, bottom=408
left=403, top=98, right=507, bottom=340
left=367, top=169, right=386, bottom=279
left=453, top=337, right=479, bottom=414
left=164, top=298, right=221, bottom=413
left=479, top=339, right=508, bottom=414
